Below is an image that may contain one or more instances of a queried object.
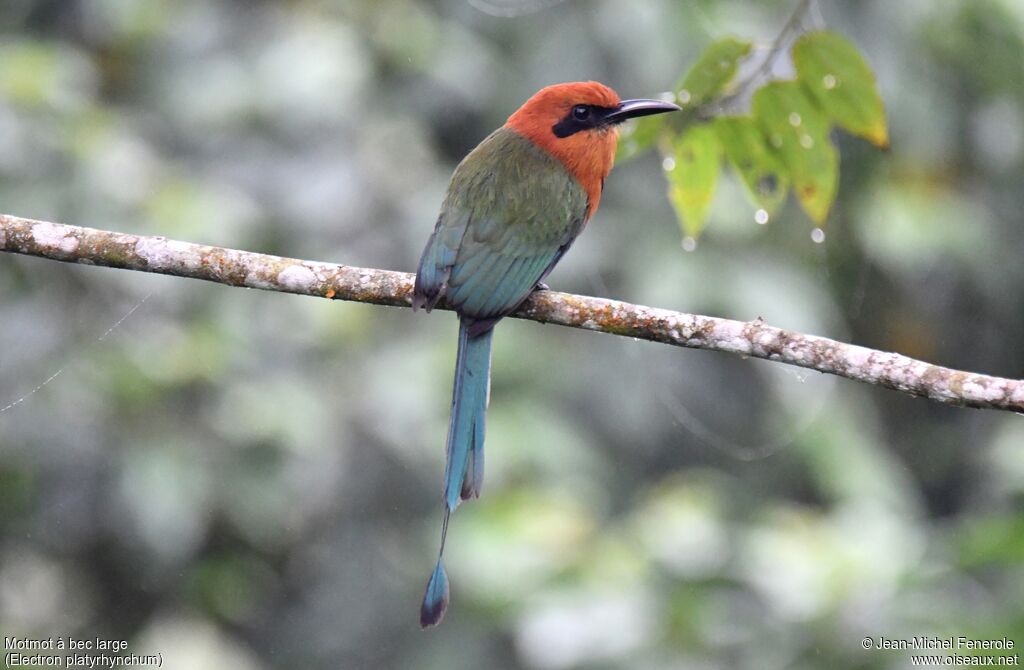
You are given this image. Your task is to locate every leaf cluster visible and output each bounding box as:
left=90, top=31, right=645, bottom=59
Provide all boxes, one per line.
left=618, top=31, right=888, bottom=237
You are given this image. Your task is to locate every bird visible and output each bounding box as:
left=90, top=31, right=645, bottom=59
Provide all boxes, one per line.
left=412, top=81, right=679, bottom=627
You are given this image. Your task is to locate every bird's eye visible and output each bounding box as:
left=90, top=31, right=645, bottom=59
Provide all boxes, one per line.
left=572, top=105, right=590, bottom=121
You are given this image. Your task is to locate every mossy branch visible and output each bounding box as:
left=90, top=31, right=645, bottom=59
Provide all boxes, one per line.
left=2, top=213, right=1022, bottom=413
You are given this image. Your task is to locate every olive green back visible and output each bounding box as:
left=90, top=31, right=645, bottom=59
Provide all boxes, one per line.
left=414, top=127, right=589, bottom=321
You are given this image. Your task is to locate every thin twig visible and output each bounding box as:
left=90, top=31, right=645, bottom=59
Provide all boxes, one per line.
left=2, top=213, right=1021, bottom=414
left=701, top=0, right=813, bottom=117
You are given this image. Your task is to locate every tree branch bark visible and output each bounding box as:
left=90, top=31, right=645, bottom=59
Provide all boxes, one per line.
left=2, top=212, right=1022, bottom=413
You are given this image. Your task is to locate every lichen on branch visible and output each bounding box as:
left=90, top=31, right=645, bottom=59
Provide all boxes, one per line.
left=2, top=213, right=1022, bottom=413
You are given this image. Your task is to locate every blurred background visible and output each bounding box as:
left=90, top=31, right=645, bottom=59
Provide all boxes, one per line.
left=1, top=0, right=1022, bottom=668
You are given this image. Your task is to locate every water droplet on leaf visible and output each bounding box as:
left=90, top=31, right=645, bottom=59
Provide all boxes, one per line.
left=681, top=236, right=697, bottom=252
left=811, top=227, right=825, bottom=243
left=755, top=209, right=769, bottom=225
left=788, top=112, right=801, bottom=127
left=662, top=156, right=676, bottom=172
left=823, top=74, right=838, bottom=89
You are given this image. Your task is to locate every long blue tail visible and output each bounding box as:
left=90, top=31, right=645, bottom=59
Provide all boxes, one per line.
left=421, top=317, right=493, bottom=628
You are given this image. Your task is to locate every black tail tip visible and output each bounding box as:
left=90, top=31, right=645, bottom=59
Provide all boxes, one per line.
left=420, top=561, right=450, bottom=629
left=420, top=598, right=448, bottom=629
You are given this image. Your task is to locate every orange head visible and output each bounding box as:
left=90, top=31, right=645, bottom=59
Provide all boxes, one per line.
left=505, top=81, right=679, bottom=218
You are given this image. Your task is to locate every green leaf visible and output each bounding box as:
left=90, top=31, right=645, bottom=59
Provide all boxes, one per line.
left=666, top=124, right=721, bottom=238
left=713, top=116, right=789, bottom=216
left=616, top=114, right=667, bottom=163
left=752, top=81, right=837, bottom=224
left=676, top=37, right=752, bottom=108
left=794, top=30, right=889, bottom=148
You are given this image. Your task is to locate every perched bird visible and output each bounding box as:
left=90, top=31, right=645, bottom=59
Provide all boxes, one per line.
left=412, top=81, right=679, bottom=627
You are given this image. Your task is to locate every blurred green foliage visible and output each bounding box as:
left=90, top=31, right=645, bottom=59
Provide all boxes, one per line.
left=0, top=1, right=1022, bottom=669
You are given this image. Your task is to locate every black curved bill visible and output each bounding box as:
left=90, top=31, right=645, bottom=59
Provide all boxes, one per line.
left=603, top=98, right=681, bottom=124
